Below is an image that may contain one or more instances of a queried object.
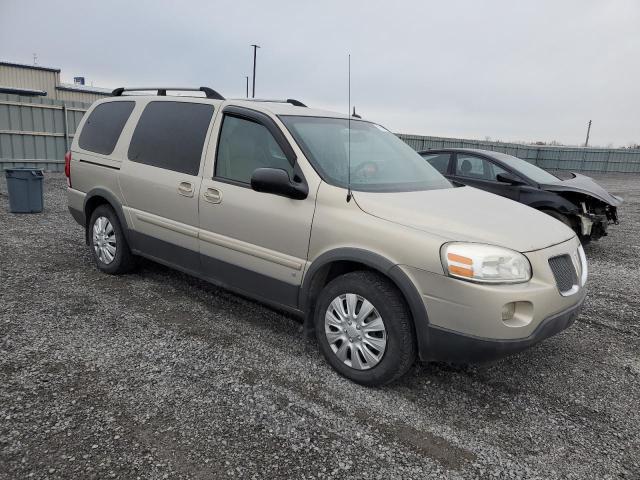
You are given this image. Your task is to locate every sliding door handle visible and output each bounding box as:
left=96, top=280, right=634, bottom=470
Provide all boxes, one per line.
left=178, top=181, right=194, bottom=197
left=203, top=187, right=222, bottom=204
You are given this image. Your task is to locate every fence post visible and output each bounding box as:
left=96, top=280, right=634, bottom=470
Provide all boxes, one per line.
left=62, top=103, right=70, bottom=152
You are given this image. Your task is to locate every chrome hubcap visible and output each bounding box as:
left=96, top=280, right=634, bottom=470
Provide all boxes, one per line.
left=92, top=216, right=116, bottom=264
left=324, top=293, right=387, bottom=370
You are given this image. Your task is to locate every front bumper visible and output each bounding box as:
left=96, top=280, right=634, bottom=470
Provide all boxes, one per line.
left=421, top=297, right=583, bottom=363
left=401, top=236, right=586, bottom=362
left=578, top=212, right=608, bottom=240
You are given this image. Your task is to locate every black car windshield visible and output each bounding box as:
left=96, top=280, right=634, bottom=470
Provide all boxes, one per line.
left=490, top=152, right=560, bottom=184
left=280, top=116, right=451, bottom=192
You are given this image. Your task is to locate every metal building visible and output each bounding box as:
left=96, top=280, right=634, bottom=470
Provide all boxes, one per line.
left=0, top=60, right=111, bottom=103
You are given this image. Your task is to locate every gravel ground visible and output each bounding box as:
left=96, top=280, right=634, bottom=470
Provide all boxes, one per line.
left=1, top=173, right=638, bottom=480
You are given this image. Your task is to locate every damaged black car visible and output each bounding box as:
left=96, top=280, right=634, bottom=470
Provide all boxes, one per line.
left=419, top=148, right=622, bottom=242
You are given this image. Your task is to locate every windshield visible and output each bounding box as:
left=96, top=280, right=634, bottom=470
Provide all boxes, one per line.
left=490, top=151, right=560, bottom=184
left=280, top=116, right=451, bottom=192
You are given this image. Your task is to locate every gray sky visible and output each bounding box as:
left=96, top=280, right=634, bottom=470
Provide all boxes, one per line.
left=2, top=0, right=638, bottom=146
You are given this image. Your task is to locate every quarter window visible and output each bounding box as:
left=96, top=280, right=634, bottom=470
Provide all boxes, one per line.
left=79, top=101, right=134, bottom=155
left=128, top=101, right=214, bottom=175
left=215, top=115, right=293, bottom=184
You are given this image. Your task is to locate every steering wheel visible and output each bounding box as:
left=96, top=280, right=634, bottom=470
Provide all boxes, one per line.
left=353, top=161, right=379, bottom=179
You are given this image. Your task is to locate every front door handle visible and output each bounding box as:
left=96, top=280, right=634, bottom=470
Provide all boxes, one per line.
left=178, top=181, right=194, bottom=197
left=203, top=187, right=222, bottom=204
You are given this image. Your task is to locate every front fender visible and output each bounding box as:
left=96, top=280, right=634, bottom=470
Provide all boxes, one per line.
left=299, top=248, right=431, bottom=360
left=524, top=190, right=580, bottom=215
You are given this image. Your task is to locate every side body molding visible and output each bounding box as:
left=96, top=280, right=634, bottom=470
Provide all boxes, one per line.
left=300, top=248, right=430, bottom=358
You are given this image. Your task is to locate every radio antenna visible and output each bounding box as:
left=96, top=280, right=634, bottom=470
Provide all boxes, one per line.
left=346, top=54, right=352, bottom=202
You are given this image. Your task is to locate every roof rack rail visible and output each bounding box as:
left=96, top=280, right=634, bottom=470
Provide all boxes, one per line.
left=286, top=98, right=307, bottom=107
left=111, top=86, right=225, bottom=100
left=237, top=98, right=307, bottom=107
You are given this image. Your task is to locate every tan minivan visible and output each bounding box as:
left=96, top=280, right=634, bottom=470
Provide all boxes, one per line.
left=66, top=87, right=587, bottom=386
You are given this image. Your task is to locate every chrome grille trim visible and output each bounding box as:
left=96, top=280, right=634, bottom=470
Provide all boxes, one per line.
left=549, top=254, right=579, bottom=296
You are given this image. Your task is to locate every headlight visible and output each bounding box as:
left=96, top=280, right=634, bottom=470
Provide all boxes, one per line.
left=441, top=242, right=532, bottom=284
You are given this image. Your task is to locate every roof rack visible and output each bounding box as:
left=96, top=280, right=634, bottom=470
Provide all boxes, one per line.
left=238, top=98, right=307, bottom=107
left=111, top=86, right=225, bottom=100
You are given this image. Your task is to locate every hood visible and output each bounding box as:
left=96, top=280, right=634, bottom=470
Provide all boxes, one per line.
left=353, top=186, right=575, bottom=252
left=540, top=173, right=623, bottom=206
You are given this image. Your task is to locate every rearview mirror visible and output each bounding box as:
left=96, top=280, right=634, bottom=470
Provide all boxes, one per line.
left=250, top=168, right=308, bottom=200
left=496, top=172, right=525, bottom=185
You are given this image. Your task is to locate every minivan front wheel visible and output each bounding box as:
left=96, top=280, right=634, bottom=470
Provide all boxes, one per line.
left=88, top=205, right=135, bottom=274
left=314, top=271, right=416, bottom=386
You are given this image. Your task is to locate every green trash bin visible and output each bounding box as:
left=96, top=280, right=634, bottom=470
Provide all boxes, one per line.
left=4, top=168, right=44, bottom=213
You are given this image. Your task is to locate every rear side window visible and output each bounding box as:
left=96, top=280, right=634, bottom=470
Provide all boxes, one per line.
left=421, top=153, right=451, bottom=174
left=128, top=101, right=214, bottom=175
left=79, top=101, right=134, bottom=155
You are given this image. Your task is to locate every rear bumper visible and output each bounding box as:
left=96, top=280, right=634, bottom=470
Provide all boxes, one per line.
left=69, top=206, right=85, bottom=227
left=422, top=297, right=583, bottom=363
left=67, top=188, right=86, bottom=227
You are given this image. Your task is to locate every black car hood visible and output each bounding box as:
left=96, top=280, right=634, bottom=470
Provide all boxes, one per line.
left=539, top=173, right=623, bottom=207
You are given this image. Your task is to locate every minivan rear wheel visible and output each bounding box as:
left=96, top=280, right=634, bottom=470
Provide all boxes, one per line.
left=314, top=271, right=416, bottom=386
left=88, top=204, right=135, bottom=274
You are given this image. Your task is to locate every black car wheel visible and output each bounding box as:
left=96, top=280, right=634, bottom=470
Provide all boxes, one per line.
left=314, top=271, right=416, bottom=386
left=88, top=204, right=136, bottom=274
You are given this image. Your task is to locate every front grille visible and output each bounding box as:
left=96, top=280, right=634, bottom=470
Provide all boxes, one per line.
left=549, top=254, right=578, bottom=293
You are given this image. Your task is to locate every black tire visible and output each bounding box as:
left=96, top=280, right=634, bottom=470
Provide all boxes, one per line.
left=314, top=271, right=416, bottom=386
left=88, top=204, right=136, bottom=274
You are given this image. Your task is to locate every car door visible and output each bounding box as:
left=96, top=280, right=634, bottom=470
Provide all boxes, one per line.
left=118, top=99, right=216, bottom=273
left=452, top=153, right=521, bottom=201
left=198, top=106, right=316, bottom=308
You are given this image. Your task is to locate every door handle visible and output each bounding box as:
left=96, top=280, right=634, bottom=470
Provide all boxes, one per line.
left=178, top=181, right=194, bottom=197
left=203, top=187, right=222, bottom=204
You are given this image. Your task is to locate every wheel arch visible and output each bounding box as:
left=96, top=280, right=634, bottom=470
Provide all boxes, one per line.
left=299, top=248, right=430, bottom=358
left=526, top=193, right=579, bottom=216
left=83, top=188, right=131, bottom=246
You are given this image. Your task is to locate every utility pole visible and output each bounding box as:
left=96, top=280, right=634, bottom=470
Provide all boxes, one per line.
left=584, top=120, right=592, bottom=147
left=251, top=44, right=260, bottom=98
left=245, top=76, right=249, bottom=98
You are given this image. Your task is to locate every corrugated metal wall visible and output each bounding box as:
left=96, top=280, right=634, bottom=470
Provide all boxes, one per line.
left=2, top=94, right=639, bottom=174
left=55, top=88, right=110, bottom=104
left=0, top=63, right=112, bottom=103
left=397, top=134, right=640, bottom=173
left=0, top=94, right=89, bottom=171
left=0, top=64, right=59, bottom=97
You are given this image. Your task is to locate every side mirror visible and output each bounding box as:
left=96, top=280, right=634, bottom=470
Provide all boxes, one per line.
left=496, top=172, right=525, bottom=185
left=250, top=168, right=308, bottom=200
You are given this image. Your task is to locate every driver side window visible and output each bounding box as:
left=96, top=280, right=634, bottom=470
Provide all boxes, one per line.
left=455, top=155, right=485, bottom=179
left=215, top=115, right=294, bottom=184
left=455, top=154, right=510, bottom=182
